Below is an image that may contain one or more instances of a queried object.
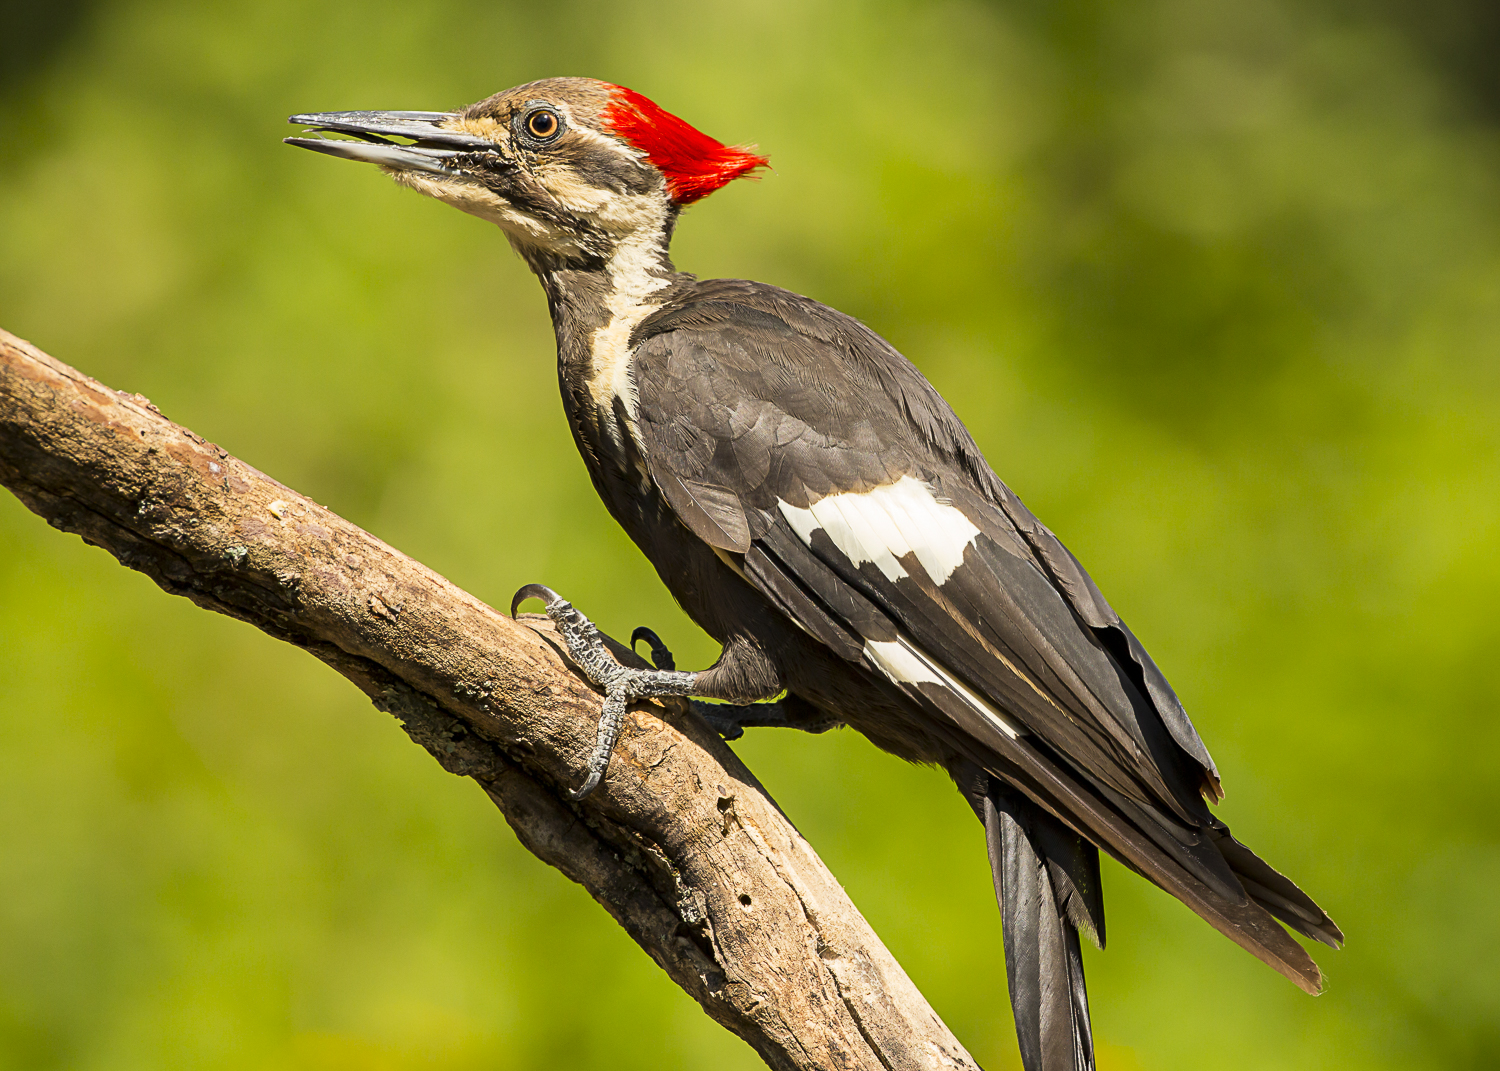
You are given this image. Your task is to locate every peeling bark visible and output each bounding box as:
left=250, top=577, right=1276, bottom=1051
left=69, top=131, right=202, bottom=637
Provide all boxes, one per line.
left=0, top=327, right=980, bottom=1071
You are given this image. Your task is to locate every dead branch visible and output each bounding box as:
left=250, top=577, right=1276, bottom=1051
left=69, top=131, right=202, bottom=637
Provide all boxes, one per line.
left=0, top=327, right=979, bottom=1071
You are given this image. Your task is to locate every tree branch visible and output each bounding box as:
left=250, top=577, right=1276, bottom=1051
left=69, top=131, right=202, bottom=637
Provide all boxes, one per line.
left=0, top=327, right=980, bottom=1071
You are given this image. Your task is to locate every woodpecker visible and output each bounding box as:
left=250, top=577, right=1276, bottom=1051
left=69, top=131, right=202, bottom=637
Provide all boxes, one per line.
left=287, top=78, right=1340, bottom=1071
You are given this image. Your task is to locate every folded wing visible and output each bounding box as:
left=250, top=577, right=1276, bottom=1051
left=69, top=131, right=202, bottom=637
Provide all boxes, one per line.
left=630, top=279, right=1341, bottom=994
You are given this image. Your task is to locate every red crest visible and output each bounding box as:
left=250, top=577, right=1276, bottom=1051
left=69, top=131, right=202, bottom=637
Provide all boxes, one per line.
left=601, top=85, right=769, bottom=206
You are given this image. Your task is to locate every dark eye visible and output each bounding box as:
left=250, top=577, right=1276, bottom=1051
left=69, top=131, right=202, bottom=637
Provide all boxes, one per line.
left=527, top=109, right=560, bottom=139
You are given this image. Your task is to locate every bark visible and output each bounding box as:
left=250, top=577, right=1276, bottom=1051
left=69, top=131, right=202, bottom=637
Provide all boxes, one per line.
left=0, top=327, right=981, bottom=1071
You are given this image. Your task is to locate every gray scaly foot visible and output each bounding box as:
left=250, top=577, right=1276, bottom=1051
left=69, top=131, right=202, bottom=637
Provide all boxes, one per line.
left=513, top=585, right=699, bottom=799
left=628, top=627, right=841, bottom=742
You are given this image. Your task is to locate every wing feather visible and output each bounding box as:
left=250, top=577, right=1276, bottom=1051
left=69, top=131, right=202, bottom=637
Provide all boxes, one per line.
left=628, top=279, right=1336, bottom=991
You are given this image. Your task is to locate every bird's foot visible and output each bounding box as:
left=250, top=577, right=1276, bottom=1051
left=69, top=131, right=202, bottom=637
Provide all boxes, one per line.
left=690, top=699, right=842, bottom=741
left=627, top=628, right=840, bottom=741
left=512, top=585, right=698, bottom=800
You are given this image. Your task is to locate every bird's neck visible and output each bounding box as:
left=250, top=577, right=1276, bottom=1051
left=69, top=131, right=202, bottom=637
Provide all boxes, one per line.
left=527, top=220, right=688, bottom=452
left=539, top=232, right=676, bottom=331
left=527, top=214, right=682, bottom=335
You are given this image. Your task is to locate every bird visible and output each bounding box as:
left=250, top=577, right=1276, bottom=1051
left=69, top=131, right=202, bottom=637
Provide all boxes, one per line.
left=286, top=77, right=1341, bottom=1071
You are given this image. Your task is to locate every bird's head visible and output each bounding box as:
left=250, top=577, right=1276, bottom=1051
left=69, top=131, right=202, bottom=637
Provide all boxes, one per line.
left=286, top=77, right=768, bottom=269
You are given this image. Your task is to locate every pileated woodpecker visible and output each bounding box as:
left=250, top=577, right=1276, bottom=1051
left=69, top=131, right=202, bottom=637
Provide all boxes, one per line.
left=287, top=78, right=1340, bottom=1071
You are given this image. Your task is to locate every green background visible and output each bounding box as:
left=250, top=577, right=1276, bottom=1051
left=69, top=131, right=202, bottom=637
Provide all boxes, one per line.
left=2, top=1, right=1498, bottom=1068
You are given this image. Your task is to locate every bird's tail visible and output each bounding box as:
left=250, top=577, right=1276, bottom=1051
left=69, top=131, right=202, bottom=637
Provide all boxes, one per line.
left=1210, top=823, right=1344, bottom=951
left=963, top=767, right=1102, bottom=1071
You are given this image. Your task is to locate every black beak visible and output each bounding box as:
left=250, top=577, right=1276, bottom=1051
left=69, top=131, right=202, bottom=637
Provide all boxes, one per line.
left=284, top=110, right=497, bottom=176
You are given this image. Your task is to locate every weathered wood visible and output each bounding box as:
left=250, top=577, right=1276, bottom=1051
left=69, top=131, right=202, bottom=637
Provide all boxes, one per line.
left=0, top=327, right=980, bottom=1071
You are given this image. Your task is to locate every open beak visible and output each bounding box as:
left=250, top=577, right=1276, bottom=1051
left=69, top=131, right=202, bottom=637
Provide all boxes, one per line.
left=284, top=110, right=497, bottom=176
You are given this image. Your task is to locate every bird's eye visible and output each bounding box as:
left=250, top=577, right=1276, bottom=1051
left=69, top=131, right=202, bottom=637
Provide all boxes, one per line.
left=527, top=109, right=560, bottom=139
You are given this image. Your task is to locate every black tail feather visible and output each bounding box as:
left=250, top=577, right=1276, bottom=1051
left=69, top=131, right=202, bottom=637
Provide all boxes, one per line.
left=1211, top=824, right=1344, bottom=949
left=983, top=777, right=1097, bottom=1071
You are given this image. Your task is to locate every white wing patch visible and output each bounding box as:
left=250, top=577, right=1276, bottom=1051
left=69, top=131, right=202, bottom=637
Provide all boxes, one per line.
left=778, top=475, right=980, bottom=584
left=865, top=638, right=1024, bottom=740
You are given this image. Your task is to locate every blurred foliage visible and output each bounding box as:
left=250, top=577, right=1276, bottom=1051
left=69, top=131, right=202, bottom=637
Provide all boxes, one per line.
left=2, top=1, right=1498, bottom=1068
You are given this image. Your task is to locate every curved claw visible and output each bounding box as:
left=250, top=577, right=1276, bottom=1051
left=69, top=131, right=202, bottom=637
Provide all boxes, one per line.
left=629, top=626, right=661, bottom=649
left=569, top=768, right=605, bottom=801
left=511, top=583, right=562, bottom=618
left=630, top=626, right=676, bottom=671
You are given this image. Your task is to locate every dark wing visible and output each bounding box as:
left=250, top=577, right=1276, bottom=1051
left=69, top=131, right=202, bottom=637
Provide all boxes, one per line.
left=630, top=279, right=1340, bottom=987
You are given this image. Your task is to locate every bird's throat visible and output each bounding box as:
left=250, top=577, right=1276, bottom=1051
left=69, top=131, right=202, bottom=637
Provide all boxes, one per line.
left=534, top=218, right=682, bottom=465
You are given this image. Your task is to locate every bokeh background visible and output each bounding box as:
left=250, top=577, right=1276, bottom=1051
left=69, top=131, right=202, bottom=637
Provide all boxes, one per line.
left=3, top=0, right=1499, bottom=1068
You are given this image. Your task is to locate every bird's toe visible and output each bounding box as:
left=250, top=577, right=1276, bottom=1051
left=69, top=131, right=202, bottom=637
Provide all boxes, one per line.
left=630, top=626, right=677, bottom=670
left=510, top=583, right=563, bottom=618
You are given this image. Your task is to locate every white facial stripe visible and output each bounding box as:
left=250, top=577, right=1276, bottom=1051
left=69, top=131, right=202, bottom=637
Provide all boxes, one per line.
left=778, top=476, right=980, bottom=585
left=389, top=170, right=585, bottom=256
left=865, top=638, right=1024, bottom=740
left=404, top=106, right=651, bottom=260
left=541, top=167, right=615, bottom=213
left=539, top=134, right=655, bottom=221
left=568, top=121, right=645, bottom=164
